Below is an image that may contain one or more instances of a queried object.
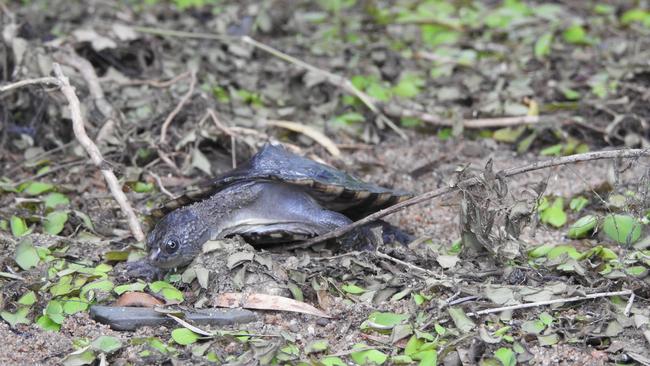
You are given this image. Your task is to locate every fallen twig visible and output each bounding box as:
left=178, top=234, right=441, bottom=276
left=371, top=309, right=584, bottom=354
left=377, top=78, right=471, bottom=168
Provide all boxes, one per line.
left=384, top=105, right=540, bottom=128
left=467, top=289, right=633, bottom=317
left=374, top=249, right=442, bottom=279
left=54, top=52, right=114, bottom=118
left=0, top=77, right=60, bottom=93
left=52, top=63, right=145, bottom=241
left=148, top=172, right=174, bottom=198
left=292, top=148, right=650, bottom=249
left=624, top=292, right=635, bottom=317
left=159, top=70, right=196, bottom=144
left=240, top=36, right=407, bottom=140
left=131, top=25, right=407, bottom=140
left=105, top=70, right=191, bottom=88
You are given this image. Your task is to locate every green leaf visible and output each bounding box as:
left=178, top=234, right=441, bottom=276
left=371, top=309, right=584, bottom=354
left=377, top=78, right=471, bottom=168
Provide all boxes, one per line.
left=625, top=266, right=648, bottom=278
left=46, top=300, right=65, bottom=324
left=342, top=283, right=366, bottom=294
left=569, top=196, right=589, bottom=212
left=539, top=312, right=554, bottom=325
left=534, top=32, right=553, bottom=59
left=10, top=216, right=29, bottom=237
left=91, top=335, right=123, bottom=354
left=494, top=347, right=516, bottom=366
left=393, top=73, right=424, bottom=98
left=364, top=311, right=409, bottom=329
left=43, top=192, right=70, bottom=209
left=539, top=198, right=567, bottom=227
left=560, top=87, right=581, bottom=100
left=23, top=181, right=54, bottom=195
left=390, top=355, right=414, bottom=364
left=114, top=282, right=147, bottom=295
left=528, top=244, right=554, bottom=258
left=567, top=215, right=597, bottom=239
left=62, top=348, right=96, bottom=366
left=50, top=276, right=74, bottom=296
left=320, top=356, right=347, bottom=366
left=305, top=339, right=328, bottom=354
left=150, top=281, right=184, bottom=302
left=63, top=298, right=89, bottom=315
left=134, top=182, right=154, bottom=193
left=621, top=9, right=650, bottom=27
left=404, top=335, right=423, bottom=356
left=594, top=4, right=615, bottom=15
left=563, top=23, right=588, bottom=44
left=421, top=25, right=460, bottom=48
left=43, top=211, right=68, bottom=235
left=400, top=117, right=421, bottom=128
left=332, top=112, right=365, bottom=126
left=73, top=210, right=94, bottom=231
left=15, top=239, right=40, bottom=270
left=18, top=291, right=37, bottom=306
left=546, top=245, right=581, bottom=260
left=447, top=307, right=475, bottom=333
left=81, top=280, right=115, bottom=300
left=537, top=333, right=559, bottom=346
left=350, top=344, right=387, bottom=365
left=366, top=82, right=392, bottom=102
left=36, top=315, right=61, bottom=331
left=172, top=328, right=199, bottom=345
left=1, top=306, right=31, bottom=327
left=602, top=214, right=642, bottom=245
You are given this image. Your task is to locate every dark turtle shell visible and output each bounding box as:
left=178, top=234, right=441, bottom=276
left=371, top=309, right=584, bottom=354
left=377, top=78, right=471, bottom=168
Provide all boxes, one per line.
left=152, top=143, right=413, bottom=219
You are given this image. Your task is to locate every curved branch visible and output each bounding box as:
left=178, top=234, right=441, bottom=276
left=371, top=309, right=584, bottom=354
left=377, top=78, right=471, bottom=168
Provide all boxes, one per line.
left=289, top=148, right=650, bottom=249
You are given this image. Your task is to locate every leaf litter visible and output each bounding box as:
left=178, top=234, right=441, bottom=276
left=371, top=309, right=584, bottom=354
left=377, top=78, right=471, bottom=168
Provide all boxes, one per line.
left=0, top=0, right=650, bottom=365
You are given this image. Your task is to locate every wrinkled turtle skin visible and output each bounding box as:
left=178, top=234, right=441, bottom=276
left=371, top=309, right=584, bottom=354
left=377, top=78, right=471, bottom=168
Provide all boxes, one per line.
left=135, top=143, right=413, bottom=276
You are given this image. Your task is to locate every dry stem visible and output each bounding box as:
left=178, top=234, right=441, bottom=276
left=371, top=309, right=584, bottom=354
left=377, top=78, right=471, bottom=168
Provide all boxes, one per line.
left=467, top=290, right=633, bottom=317
left=384, top=105, right=540, bottom=128
left=159, top=70, right=196, bottom=144
left=0, top=77, right=60, bottom=93
left=291, top=148, right=650, bottom=249
left=131, top=26, right=407, bottom=140
left=52, top=63, right=145, bottom=241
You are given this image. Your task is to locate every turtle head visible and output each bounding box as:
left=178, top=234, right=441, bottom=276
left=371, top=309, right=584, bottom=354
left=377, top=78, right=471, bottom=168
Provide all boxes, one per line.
left=146, top=208, right=209, bottom=269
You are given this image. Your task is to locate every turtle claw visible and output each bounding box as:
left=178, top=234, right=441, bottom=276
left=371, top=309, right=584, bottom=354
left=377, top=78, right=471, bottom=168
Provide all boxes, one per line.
left=125, top=260, right=165, bottom=281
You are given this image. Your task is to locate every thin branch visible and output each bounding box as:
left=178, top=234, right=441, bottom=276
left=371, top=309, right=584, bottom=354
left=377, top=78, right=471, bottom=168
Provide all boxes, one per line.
left=54, top=52, right=119, bottom=122
left=624, top=292, right=635, bottom=317
left=132, top=26, right=407, bottom=140
left=148, top=172, right=175, bottom=198
left=374, top=249, right=443, bottom=279
left=106, top=70, right=191, bottom=88
left=467, top=290, right=633, bottom=317
left=159, top=70, right=196, bottom=144
left=241, top=36, right=407, bottom=140
left=290, top=148, right=650, bottom=249
left=0, top=77, right=60, bottom=93
left=384, top=105, right=540, bottom=128
left=52, top=63, right=145, bottom=241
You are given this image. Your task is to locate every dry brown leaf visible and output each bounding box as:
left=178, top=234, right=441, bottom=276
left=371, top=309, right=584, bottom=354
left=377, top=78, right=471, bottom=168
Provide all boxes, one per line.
left=265, top=120, right=341, bottom=158
left=214, top=292, right=330, bottom=318
left=115, top=291, right=164, bottom=307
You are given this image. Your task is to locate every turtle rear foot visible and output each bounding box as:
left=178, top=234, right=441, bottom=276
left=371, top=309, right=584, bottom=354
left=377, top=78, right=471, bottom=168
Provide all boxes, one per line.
left=338, top=220, right=413, bottom=251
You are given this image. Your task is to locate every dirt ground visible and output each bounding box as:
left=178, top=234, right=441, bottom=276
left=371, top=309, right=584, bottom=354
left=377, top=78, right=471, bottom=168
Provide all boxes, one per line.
left=1, top=0, right=650, bottom=365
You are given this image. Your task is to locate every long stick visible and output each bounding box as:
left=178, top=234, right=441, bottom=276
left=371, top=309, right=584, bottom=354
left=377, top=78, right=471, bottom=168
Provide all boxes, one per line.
left=289, top=148, right=650, bottom=249
left=53, top=63, right=145, bottom=241
left=467, top=289, right=633, bottom=317
left=131, top=26, right=407, bottom=140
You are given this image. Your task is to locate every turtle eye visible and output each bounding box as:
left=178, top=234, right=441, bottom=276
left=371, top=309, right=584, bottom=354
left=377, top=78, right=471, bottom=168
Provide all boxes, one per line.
left=163, top=238, right=180, bottom=254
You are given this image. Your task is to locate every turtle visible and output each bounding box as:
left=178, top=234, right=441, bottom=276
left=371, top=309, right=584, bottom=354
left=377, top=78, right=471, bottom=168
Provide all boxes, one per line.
left=141, top=143, right=414, bottom=272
